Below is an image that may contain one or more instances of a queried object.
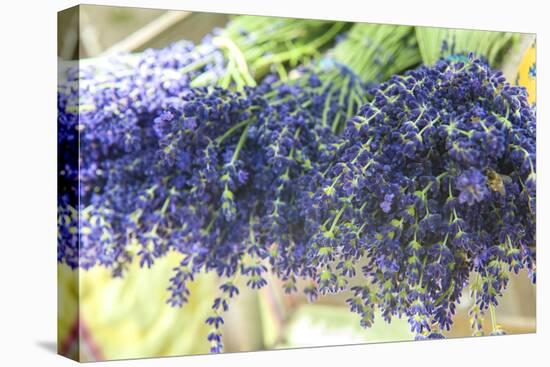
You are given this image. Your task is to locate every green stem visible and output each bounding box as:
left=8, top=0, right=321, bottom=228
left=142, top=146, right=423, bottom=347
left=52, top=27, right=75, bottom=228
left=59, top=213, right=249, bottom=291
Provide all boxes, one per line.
left=179, top=54, right=216, bottom=75
left=230, top=124, right=250, bottom=165
left=330, top=205, right=347, bottom=233
left=216, top=119, right=252, bottom=144
left=489, top=304, right=498, bottom=332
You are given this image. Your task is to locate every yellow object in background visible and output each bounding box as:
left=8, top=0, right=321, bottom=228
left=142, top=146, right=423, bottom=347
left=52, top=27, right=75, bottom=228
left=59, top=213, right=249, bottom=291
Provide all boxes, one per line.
left=516, top=40, right=536, bottom=104
left=58, top=253, right=216, bottom=361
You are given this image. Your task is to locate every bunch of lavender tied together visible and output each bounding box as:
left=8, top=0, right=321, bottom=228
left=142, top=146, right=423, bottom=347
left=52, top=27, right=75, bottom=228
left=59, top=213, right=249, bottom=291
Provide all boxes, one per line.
left=58, top=41, right=535, bottom=352
left=300, top=57, right=535, bottom=339
left=57, top=22, right=332, bottom=268
left=58, top=59, right=368, bottom=352
left=58, top=40, right=225, bottom=270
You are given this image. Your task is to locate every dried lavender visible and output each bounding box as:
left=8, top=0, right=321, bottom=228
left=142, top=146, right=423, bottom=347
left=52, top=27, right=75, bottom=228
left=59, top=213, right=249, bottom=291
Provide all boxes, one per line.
left=59, top=63, right=367, bottom=352
left=57, top=27, right=535, bottom=350
left=300, top=56, right=535, bottom=337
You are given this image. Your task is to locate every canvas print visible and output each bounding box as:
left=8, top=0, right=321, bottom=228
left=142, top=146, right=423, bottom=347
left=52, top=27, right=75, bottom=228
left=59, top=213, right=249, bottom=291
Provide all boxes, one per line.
left=57, top=4, right=536, bottom=362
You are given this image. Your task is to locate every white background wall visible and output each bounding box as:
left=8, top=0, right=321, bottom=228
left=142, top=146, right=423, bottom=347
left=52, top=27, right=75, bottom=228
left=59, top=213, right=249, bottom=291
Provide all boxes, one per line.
left=0, top=0, right=545, bottom=366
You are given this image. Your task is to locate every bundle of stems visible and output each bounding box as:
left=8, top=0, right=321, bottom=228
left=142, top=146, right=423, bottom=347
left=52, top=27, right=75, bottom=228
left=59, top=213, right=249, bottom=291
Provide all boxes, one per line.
left=330, top=23, right=421, bottom=83
left=191, top=15, right=350, bottom=90
left=415, top=26, right=520, bottom=66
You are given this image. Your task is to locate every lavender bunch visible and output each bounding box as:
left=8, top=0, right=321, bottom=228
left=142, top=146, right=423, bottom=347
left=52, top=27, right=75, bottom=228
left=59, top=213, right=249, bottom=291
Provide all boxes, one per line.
left=57, top=41, right=228, bottom=271
left=58, top=56, right=370, bottom=350
left=300, top=56, right=535, bottom=338
left=149, top=65, right=368, bottom=352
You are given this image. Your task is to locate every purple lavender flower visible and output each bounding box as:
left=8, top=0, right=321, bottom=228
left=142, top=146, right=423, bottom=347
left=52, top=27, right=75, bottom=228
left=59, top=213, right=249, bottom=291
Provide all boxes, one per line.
left=456, top=169, right=490, bottom=205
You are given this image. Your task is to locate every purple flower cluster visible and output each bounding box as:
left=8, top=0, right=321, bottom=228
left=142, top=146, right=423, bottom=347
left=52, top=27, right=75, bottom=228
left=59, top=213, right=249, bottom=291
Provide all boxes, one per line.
left=147, top=64, right=368, bottom=352
left=57, top=40, right=227, bottom=271
left=58, top=56, right=368, bottom=352
left=300, top=56, right=535, bottom=337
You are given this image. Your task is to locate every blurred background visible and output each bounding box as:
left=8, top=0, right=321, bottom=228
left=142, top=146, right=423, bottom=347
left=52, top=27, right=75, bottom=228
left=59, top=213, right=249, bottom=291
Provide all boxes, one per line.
left=57, top=4, right=536, bottom=362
